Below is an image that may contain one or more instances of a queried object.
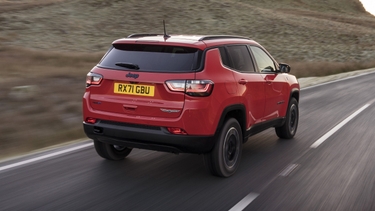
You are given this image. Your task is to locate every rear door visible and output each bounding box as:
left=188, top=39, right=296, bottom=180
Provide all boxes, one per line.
left=222, top=45, right=266, bottom=125
left=88, top=44, right=201, bottom=119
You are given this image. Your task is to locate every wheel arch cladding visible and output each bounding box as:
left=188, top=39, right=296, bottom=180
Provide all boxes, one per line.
left=216, top=104, right=246, bottom=142
left=290, top=88, right=300, bottom=102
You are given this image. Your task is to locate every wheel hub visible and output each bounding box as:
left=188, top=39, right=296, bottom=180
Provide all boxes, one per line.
left=223, top=127, right=240, bottom=168
left=289, top=104, right=297, bottom=134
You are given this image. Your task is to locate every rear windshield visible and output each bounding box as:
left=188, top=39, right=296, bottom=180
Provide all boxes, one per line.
left=98, top=44, right=202, bottom=72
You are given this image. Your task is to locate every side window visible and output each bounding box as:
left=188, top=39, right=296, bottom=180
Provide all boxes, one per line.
left=219, top=47, right=230, bottom=67
left=250, top=46, right=276, bottom=73
left=223, top=45, right=255, bottom=73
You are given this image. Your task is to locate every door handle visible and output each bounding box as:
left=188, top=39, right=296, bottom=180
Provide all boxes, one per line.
left=238, top=79, right=247, bottom=85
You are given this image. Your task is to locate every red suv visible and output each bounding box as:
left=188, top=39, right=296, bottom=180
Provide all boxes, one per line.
left=83, top=34, right=300, bottom=177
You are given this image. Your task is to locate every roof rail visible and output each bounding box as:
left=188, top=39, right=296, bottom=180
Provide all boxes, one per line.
left=198, top=35, right=250, bottom=41
left=127, top=33, right=164, bottom=38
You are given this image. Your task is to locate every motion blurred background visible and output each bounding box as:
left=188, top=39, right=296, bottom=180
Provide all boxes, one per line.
left=0, top=0, right=374, bottom=159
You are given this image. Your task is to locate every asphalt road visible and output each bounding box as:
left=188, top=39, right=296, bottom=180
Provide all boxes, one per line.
left=1, top=71, right=375, bottom=211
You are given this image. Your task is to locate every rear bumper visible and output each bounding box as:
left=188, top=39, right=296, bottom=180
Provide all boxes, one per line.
left=83, top=120, right=215, bottom=154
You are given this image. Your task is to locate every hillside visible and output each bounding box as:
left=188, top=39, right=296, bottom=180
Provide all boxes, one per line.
left=0, top=0, right=374, bottom=158
left=0, top=0, right=374, bottom=62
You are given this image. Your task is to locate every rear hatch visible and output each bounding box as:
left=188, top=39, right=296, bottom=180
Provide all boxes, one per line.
left=88, top=43, right=202, bottom=118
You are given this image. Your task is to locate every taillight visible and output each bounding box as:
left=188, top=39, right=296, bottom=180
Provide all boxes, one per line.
left=86, top=72, right=103, bottom=87
left=165, top=80, right=214, bottom=97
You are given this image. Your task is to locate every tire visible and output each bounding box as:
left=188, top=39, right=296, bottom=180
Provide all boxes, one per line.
left=94, top=139, right=132, bottom=160
left=204, top=118, right=243, bottom=177
left=275, top=97, right=299, bottom=139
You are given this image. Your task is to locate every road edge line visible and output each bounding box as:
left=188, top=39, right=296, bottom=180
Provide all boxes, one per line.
left=0, top=142, right=93, bottom=172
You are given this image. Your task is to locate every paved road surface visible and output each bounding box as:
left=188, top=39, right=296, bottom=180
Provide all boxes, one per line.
left=1, top=71, right=375, bottom=210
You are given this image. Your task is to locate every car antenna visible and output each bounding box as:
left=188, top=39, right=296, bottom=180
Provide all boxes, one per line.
left=163, top=20, right=170, bottom=40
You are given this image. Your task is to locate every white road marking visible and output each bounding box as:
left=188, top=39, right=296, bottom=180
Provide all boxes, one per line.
left=0, top=142, right=93, bottom=172
left=229, top=192, right=259, bottom=211
left=310, top=103, right=371, bottom=148
left=279, top=164, right=299, bottom=177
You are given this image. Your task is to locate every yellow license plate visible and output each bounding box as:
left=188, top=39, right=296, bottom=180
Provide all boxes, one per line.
left=114, top=83, right=155, bottom=97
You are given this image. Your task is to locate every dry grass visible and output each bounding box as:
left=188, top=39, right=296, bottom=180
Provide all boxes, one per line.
left=0, top=0, right=374, bottom=158
left=289, top=60, right=375, bottom=78
left=0, top=46, right=102, bottom=159
left=0, top=0, right=67, bottom=13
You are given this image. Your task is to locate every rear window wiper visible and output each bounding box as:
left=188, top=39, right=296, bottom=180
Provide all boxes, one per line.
left=115, top=62, right=140, bottom=70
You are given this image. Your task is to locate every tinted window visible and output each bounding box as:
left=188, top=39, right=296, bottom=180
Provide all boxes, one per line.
left=226, top=45, right=255, bottom=73
left=249, top=46, right=276, bottom=72
left=99, top=44, right=202, bottom=72
left=219, top=47, right=230, bottom=67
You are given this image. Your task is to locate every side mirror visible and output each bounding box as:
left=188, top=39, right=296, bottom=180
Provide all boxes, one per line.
left=279, top=63, right=291, bottom=73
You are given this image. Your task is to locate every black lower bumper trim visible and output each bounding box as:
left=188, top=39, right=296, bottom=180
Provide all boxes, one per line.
left=83, top=120, right=215, bottom=154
